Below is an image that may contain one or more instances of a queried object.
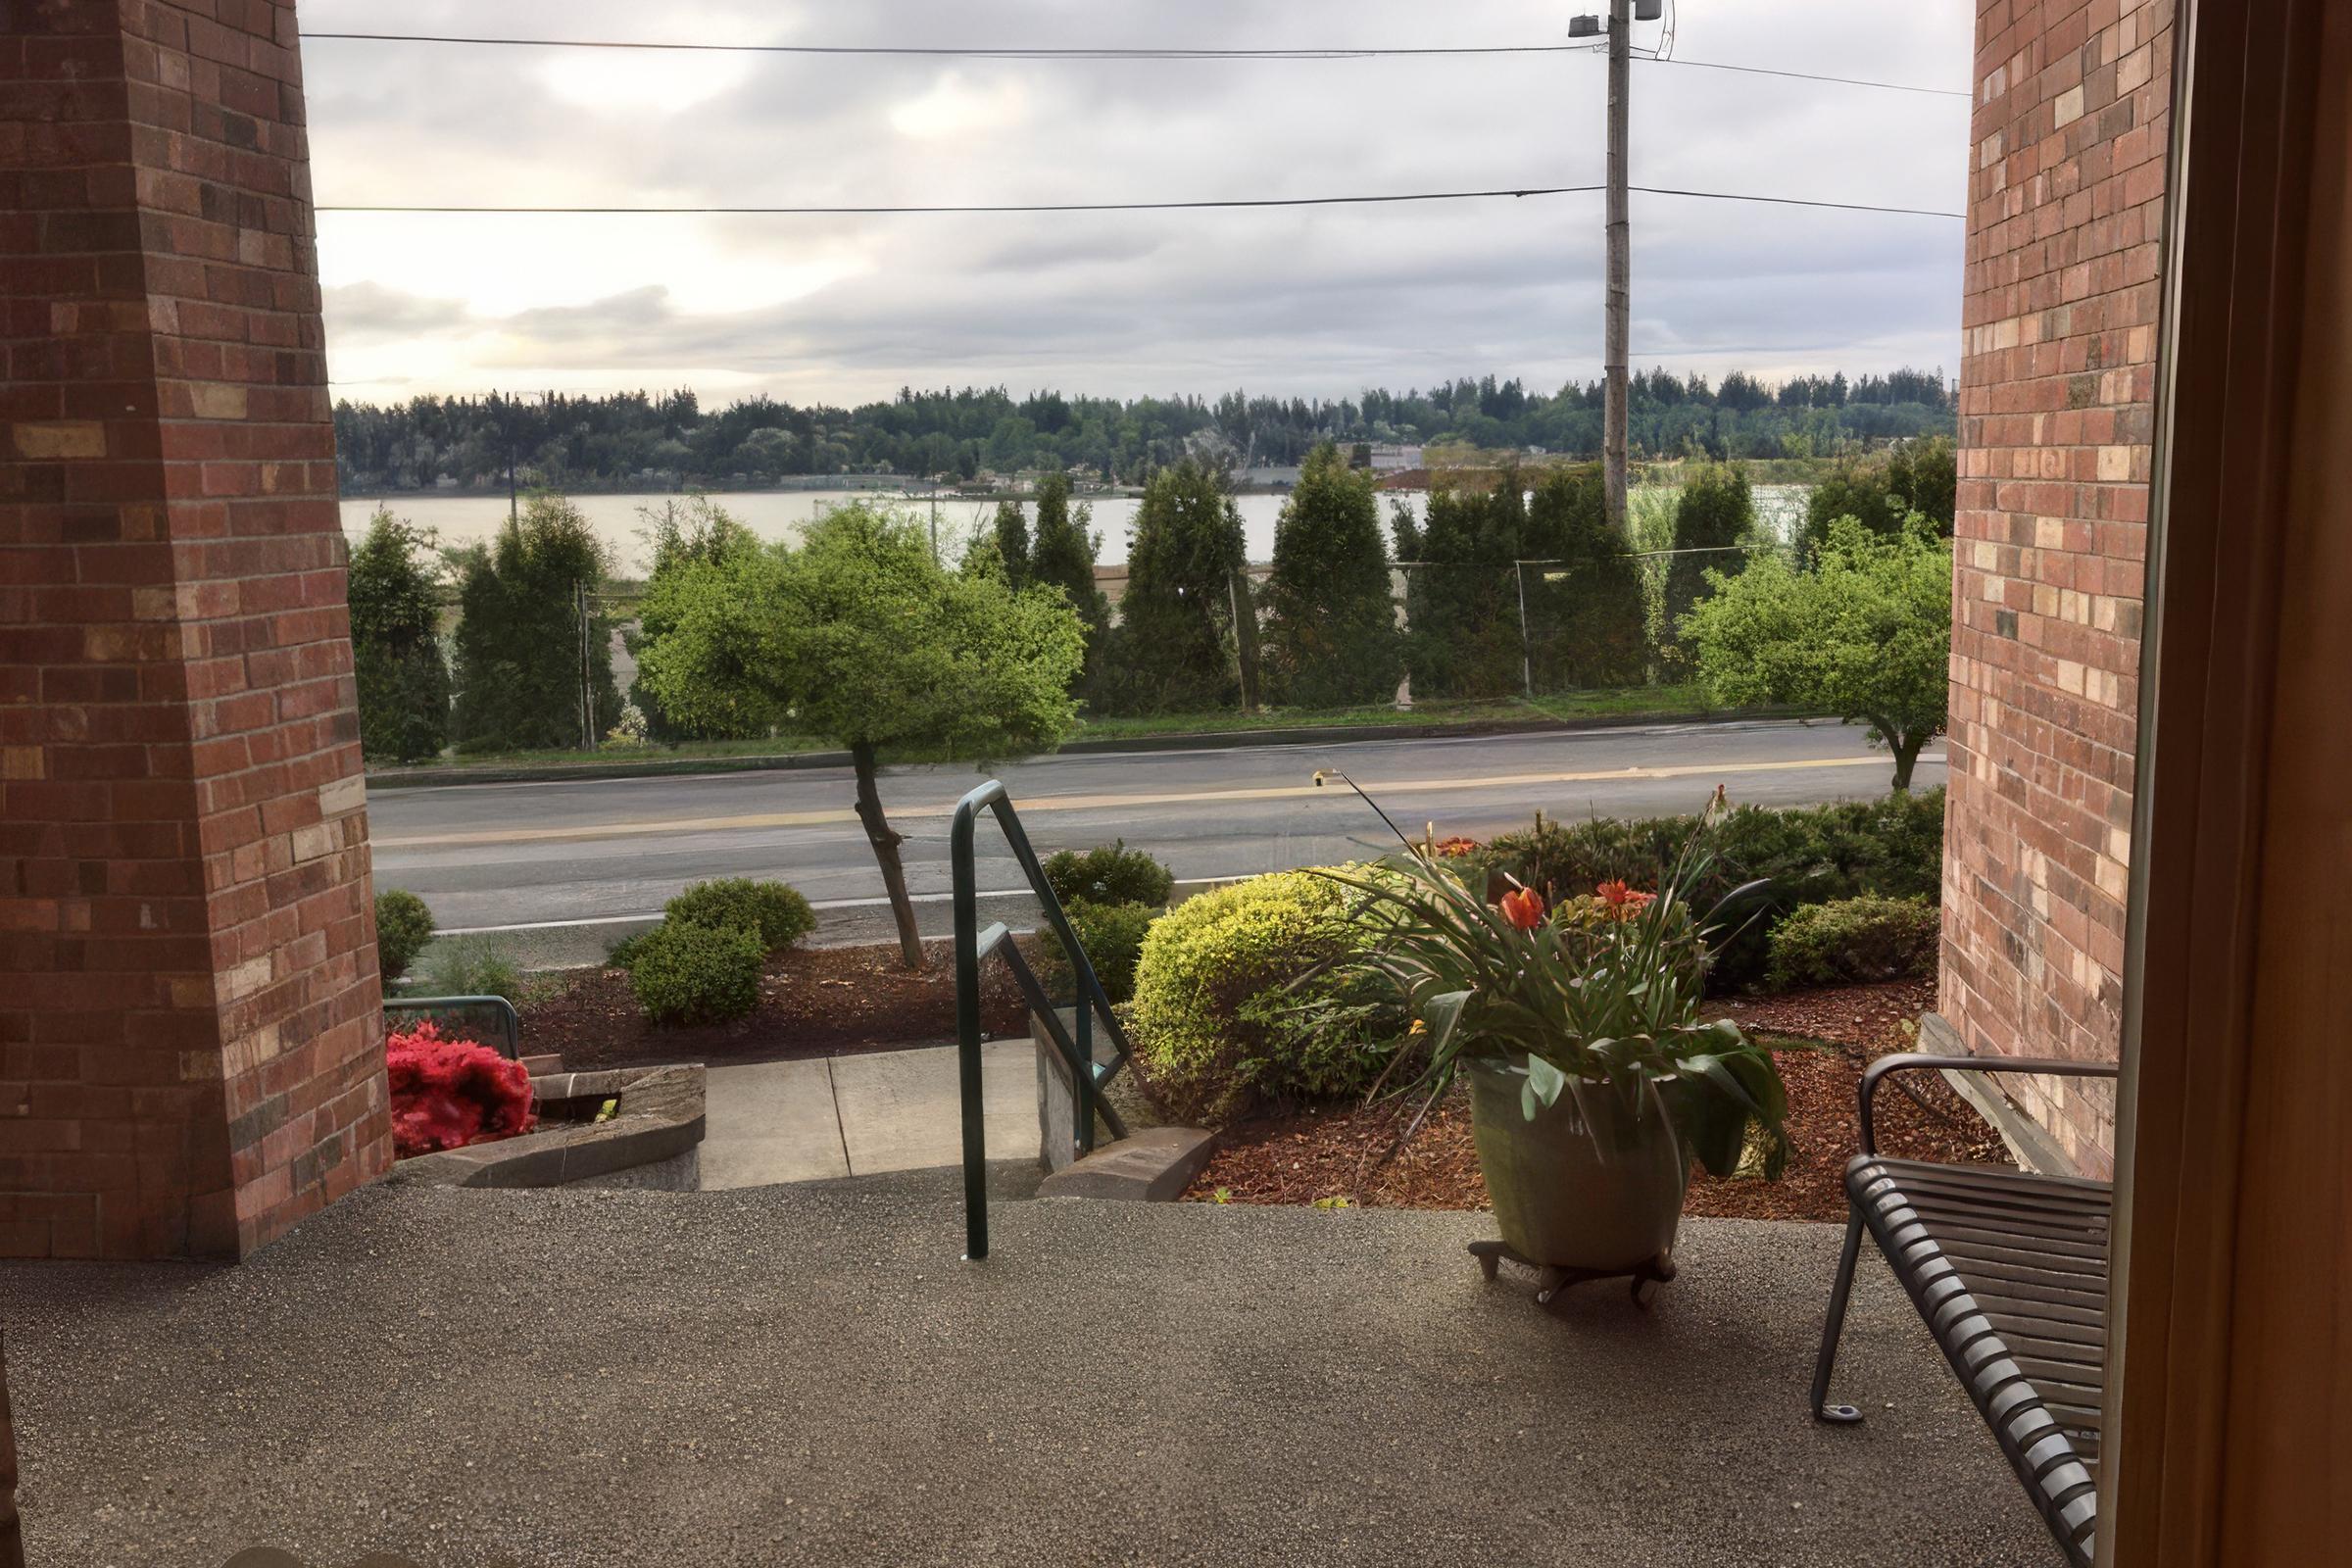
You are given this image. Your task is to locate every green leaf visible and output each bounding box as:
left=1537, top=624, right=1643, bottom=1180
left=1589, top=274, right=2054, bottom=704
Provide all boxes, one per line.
left=1525, top=1053, right=1568, bottom=1108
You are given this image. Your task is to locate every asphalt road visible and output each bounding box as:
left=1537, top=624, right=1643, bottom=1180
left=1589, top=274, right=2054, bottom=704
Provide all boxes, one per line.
left=369, top=717, right=1944, bottom=966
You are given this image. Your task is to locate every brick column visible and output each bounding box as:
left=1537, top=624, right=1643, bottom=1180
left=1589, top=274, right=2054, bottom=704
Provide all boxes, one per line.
left=1940, top=0, right=2176, bottom=1174
left=0, top=1333, right=18, bottom=1568
left=1, top=1, right=391, bottom=1258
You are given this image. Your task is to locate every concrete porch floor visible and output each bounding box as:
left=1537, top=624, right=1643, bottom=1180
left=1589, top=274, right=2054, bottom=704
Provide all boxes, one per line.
left=0, top=1180, right=2058, bottom=1568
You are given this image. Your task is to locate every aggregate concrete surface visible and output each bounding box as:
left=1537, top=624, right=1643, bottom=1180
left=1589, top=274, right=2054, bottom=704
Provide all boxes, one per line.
left=0, top=1180, right=2058, bottom=1568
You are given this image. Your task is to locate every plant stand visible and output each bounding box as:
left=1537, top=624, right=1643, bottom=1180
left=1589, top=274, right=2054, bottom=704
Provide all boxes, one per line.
left=1467, top=1240, right=1677, bottom=1310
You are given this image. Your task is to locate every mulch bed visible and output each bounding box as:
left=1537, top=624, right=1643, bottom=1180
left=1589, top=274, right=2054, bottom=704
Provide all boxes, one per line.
left=1182, top=978, right=2013, bottom=1223
left=521, top=937, right=1032, bottom=1072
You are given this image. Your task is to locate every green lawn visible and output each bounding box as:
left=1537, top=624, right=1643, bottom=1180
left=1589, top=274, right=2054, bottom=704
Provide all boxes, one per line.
left=368, top=684, right=1768, bottom=778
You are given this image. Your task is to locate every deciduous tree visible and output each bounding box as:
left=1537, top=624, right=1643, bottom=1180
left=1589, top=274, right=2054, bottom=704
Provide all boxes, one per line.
left=1683, top=515, right=1950, bottom=789
left=638, top=506, right=1086, bottom=967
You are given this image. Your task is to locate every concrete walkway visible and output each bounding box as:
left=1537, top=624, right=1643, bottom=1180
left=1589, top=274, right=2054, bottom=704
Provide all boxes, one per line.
left=0, top=1180, right=2060, bottom=1567
left=701, top=1040, right=1037, bottom=1188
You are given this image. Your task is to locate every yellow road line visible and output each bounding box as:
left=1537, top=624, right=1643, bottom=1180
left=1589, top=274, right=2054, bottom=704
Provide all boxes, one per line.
left=373, top=753, right=1909, bottom=850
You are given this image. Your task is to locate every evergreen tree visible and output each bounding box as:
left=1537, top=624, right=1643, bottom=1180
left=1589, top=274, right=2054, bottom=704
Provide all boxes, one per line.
left=1099, top=460, right=1245, bottom=713
left=1522, top=465, right=1645, bottom=689
left=1886, top=434, right=1957, bottom=531
left=450, top=493, right=622, bottom=753
left=991, top=498, right=1031, bottom=590
left=1393, top=468, right=1527, bottom=700
left=346, top=509, right=451, bottom=763
left=1026, top=471, right=1110, bottom=696
left=1260, top=443, right=1400, bottom=707
left=1665, top=464, right=1755, bottom=649
left=1799, top=459, right=1905, bottom=560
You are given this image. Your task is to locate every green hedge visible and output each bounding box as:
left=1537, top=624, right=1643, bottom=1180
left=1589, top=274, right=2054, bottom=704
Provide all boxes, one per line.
left=373, top=889, right=435, bottom=984
left=664, top=878, right=815, bottom=953
left=1765, top=895, right=1940, bottom=991
left=628, top=919, right=764, bottom=1026
left=1126, top=869, right=1403, bottom=1123
left=1461, top=788, right=1943, bottom=992
left=1038, top=899, right=1159, bottom=1005
left=1042, top=842, right=1174, bottom=909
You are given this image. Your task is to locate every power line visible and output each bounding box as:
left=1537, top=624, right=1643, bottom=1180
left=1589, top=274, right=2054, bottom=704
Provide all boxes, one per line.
left=296, top=30, right=1968, bottom=96
left=298, top=31, right=1589, bottom=60
left=317, top=186, right=1594, bottom=216
left=1644, top=56, right=1966, bottom=99
left=314, top=184, right=1961, bottom=220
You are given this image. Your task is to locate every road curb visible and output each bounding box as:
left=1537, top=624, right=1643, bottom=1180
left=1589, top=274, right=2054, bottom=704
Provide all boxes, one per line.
left=363, top=707, right=1816, bottom=791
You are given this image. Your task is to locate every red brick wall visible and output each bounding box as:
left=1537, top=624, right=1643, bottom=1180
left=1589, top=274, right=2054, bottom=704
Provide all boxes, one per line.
left=1942, top=0, right=2175, bottom=1174
left=0, top=0, right=390, bottom=1258
left=0, top=1332, right=17, bottom=1568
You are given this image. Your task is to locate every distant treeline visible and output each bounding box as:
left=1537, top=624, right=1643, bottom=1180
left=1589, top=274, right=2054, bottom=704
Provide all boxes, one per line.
left=332, top=368, right=1956, bottom=493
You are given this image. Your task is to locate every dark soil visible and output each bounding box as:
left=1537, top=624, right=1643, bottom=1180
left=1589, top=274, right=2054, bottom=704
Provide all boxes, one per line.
left=522, top=937, right=1033, bottom=1071
left=1183, top=978, right=2012, bottom=1223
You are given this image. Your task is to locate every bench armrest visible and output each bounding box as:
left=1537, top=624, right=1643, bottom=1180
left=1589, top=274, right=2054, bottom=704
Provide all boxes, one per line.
left=1859, top=1052, right=2121, bottom=1156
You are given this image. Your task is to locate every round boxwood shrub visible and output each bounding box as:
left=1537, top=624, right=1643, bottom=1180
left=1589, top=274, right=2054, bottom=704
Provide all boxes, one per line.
left=1043, top=841, right=1174, bottom=910
left=1038, top=899, right=1159, bottom=1005
left=663, top=877, right=815, bottom=953
left=628, top=919, right=765, bottom=1025
left=374, top=888, right=435, bottom=983
left=1765, top=895, right=1940, bottom=991
left=1126, top=869, right=1403, bottom=1123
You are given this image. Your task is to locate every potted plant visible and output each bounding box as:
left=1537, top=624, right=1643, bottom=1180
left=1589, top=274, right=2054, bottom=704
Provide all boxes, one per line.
left=1309, top=775, right=1789, bottom=1275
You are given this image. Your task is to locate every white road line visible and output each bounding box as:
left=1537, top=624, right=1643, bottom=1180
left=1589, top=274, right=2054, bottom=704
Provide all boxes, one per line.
left=431, top=877, right=1243, bottom=937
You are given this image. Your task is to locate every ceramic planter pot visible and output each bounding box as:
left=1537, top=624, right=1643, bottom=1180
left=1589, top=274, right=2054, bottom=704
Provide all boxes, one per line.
left=1465, top=1057, right=1690, bottom=1271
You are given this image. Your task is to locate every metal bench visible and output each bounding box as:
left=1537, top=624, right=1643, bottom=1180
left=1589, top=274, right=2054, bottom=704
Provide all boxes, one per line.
left=1810, top=1053, right=2118, bottom=1568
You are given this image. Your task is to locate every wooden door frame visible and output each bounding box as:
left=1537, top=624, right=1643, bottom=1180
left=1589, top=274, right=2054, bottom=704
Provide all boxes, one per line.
left=2102, top=0, right=2338, bottom=1561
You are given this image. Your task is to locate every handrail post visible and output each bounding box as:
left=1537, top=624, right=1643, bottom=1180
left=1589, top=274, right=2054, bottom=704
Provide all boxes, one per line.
left=1074, top=998, right=1096, bottom=1161
left=951, top=791, right=992, bottom=1260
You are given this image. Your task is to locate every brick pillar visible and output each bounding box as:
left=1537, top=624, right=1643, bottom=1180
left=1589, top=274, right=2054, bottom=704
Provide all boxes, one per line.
left=1940, top=0, right=2176, bottom=1175
left=0, top=1334, right=18, bottom=1568
left=1, top=1, right=391, bottom=1258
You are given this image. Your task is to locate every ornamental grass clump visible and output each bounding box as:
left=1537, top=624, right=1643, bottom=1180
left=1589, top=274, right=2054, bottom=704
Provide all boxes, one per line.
left=385, top=1021, right=536, bottom=1158
left=1307, top=772, right=1790, bottom=1181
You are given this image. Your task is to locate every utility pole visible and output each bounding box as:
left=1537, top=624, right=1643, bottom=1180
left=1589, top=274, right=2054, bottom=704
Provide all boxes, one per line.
left=1602, top=0, right=1632, bottom=535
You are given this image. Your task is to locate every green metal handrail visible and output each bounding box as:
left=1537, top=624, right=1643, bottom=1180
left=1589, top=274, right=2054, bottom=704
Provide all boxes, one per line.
left=383, top=995, right=521, bottom=1059
left=953, top=778, right=1135, bottom=1259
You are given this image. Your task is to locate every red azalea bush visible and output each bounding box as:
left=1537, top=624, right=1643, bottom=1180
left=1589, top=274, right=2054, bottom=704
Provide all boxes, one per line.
left=386, top=1021, right=536, bottom=1157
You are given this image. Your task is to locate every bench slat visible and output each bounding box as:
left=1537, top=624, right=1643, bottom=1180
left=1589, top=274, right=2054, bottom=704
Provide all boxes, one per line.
left=1847, top=1154, right=2111, bottom=1568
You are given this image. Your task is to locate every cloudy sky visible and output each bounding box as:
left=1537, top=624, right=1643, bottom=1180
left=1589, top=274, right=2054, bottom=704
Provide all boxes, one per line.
left=301, top=0, right=1973, bottom=409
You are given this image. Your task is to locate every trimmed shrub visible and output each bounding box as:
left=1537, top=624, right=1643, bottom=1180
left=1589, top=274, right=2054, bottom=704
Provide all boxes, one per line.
left=385, top=1020, right=536, bottom=1157
left=628, top=919, right=764, bottom=1025
left=1038, top=899, right=1159, bottom=1005
left=1461, top=788, right=1945, bottom=992
left=663, top=877, right=816, bottom=953
left=1766, top=896, right=1940, bottom=991
left=415, top=934, right=524, bottom=1005
left=1126, top=869, right=1404, bottom=1122
left=1042, top=842, right=1175, bottom=909
left=605, top=927, right=654, bottom=970
left=374, top=889, right=435, bottom=983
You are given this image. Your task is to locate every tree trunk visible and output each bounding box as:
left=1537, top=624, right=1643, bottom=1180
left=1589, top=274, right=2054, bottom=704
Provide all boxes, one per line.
left=1886, top=727, right=1926, bottom=792
left=851, top=742, right=924, bottom=969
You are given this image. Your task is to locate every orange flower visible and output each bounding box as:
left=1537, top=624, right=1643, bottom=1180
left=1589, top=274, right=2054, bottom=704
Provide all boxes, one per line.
left=1594, top=879, right=1656, bottom=920
left=1498, top=885, right=1546, bottom=930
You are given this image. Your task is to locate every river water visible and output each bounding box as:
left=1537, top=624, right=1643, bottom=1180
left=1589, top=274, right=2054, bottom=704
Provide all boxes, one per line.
left=339, top=485, right=1807, bottom=575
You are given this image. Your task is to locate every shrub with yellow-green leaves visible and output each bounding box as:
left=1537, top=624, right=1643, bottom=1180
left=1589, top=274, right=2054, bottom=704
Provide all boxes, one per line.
left=1125, top=869, right=1406, bottom=1123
